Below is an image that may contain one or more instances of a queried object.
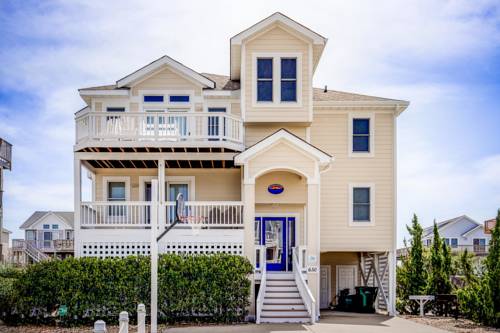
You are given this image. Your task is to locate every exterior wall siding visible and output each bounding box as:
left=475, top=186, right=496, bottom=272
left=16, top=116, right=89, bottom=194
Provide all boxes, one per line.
left=93, top=168, right=241, bottom=202
left=311, top=111, right=395, bottom=252
left=244, top=25, right=311, bottom=122
left=131, top=67, right=202, bottom=96
left=245, top=124, right=307, bottom=147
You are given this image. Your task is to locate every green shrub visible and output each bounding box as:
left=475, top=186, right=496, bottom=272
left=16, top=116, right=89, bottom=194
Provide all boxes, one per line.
left=0, top=254, right=252, bottom=326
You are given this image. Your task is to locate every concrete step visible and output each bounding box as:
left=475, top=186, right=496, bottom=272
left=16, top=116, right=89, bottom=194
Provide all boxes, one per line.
left=260, top=315, right=311, bottom=323
left=262, top=303, right=306, bottom=311
left=266, top=285, right=299, bottom=292
left=266, top=279, right=295, bottom=286
left=263, top=296, right=303, bottom=304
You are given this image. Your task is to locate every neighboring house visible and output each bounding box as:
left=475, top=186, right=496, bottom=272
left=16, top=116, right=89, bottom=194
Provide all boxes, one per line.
left=422, top=215, right=492, bottom=256
left=484, top=218, right=497, bottom=235
left=11, top=211, right=74, bottom=265
left=1, top=227, right=11, bottom=263
left=73, top=12, right=409, bottom=322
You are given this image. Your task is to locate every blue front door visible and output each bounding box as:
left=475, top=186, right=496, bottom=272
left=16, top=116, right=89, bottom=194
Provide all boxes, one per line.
left=262, top=217, right=287, bottom=271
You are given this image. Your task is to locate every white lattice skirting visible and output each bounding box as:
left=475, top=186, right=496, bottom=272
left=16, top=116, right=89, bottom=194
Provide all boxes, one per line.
left=81, top=241, right=243, bottom=258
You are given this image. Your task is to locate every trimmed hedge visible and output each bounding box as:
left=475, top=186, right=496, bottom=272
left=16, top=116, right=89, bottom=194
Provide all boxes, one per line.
left=0, top=254, right=253, bottom=326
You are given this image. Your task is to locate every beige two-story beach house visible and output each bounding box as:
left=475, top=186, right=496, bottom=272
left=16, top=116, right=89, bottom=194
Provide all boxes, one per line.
left=74, top=13, right=409, bottom=323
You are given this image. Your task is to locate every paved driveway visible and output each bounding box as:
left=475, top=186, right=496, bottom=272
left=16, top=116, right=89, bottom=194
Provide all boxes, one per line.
left=165, top=311, right=448, bottom=333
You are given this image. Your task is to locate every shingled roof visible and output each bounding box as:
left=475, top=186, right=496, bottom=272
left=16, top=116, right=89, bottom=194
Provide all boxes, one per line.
left=79, top=73, right=407, bottom=103
left=20, top=211, right=74, bottom=229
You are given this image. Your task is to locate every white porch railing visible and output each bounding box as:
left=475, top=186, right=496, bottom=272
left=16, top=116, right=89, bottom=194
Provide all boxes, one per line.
left=255, top=245, right=267, bottom=324
left=76, top=112, right=244, bottom=145
left=293, top=247, right=316, bottom=323
left=80, top=201, right=244, bottom=228
left=81, top=202, right=152, bottom=227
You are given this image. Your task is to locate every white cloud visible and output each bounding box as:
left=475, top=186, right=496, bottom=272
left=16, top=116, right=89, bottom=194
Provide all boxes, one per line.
left=0, top=0, right=499, bottom=243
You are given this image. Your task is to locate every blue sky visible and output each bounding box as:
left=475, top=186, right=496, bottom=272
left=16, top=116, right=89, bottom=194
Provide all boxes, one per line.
left=0, top=0, right=499, bottom=245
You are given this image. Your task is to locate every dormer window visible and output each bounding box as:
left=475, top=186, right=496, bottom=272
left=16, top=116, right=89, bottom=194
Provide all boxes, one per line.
left=257, top=58, right=273, bottom=102
left=280, top=58, right=297, bottom=102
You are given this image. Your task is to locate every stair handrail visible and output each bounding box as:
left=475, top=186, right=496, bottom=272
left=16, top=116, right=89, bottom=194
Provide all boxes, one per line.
left=293, top=247, right=316, bottom=323
left=255, top=245, right=267, bottom=324
left=25, top=241, right=50, bottom=262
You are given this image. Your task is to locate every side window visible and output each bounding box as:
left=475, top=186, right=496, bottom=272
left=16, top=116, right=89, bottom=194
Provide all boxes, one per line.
left=451, top=238, right=458, bottom=248
left=106, top=107, right=125, bottom=112
left=143, top=95, right=164, bottom=103
left=257, top=58, right=273, bottom=102
left=353, top=118, right=370, bottom=152
left=280, top=58, right=297, bottom=102
left=43, top=224, right=50, bottom=230
left=52, top=224, right=59, bottom=230
left=169, top=95, right=190, bottom=103
left=352, top=187, right=371, bottom=222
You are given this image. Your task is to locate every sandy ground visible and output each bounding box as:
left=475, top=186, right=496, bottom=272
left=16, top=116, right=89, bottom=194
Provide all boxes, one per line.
left=404, top=315, right=500, bottom=333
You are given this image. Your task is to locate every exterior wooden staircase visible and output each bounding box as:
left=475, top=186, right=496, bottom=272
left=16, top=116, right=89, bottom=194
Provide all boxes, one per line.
left=259, top=272, right=311, bottom=323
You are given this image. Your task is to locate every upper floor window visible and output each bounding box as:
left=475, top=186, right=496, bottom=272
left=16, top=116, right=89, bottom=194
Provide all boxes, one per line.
left=353, top=118, right=370, bottom=152
left=106, top=107, right=125, bottom=112
left=257, top=58, right=273, bottom=102
left=281, top=58, right=297, bottom=102
left=26, top=230, right=36, bottom=240
left=169, top=95, right=190, bottom=103
left=443, top=238, right=458, bottom=248
left=43, top=224, right=50, bottom=229
left=144, top=95, right=164, bottom=103
left=52, top=224, right=59, bottom=230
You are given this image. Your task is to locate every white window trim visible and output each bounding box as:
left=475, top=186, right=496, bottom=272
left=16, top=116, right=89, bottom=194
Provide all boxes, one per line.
left=139, top=176, right=196, bottom=201
left=103, top=176, right=130, bottom=202
left=204, top=102, right=231, bottom=114
left=139, top=89, right=195, bottom=113
left=93, top=98, right=130, bottom=112
left=252, top=52, right=302, bottom=108
left=166, top=176, right=196, bottom=201
left=349, top=183, right=375, bottom=227
left=348, top=113, right=375, bottom=158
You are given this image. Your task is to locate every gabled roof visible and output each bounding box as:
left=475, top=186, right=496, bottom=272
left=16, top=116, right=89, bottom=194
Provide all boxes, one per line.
left=202, top=73, right=240, bottom=91
left=116, top=55, right=215, bottom=89
left=79, top=55, right=216, bottom=96
left=20, top=211, right=74, bottom=229
left=2, top=228, right=11, bottom=234
left=423, top=215, right=480, bottom=238
left=234, top=128, right=333, bottom=167
left=230, top=12, right=327, bottom=80
left=230, top=12, right=327, bottom=45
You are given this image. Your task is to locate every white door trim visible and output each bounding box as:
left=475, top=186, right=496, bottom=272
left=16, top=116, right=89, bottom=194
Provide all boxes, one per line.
left=320, top=265, right=332, bottom=309
left=336, top=264, right=358, bottom=295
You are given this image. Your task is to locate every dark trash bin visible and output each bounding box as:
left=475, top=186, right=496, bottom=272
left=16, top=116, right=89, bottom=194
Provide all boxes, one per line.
left=334, top=286, right=379, bottom=313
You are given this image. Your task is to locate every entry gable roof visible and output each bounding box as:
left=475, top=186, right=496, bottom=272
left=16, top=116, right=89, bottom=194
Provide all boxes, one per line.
left=116, top=55, right=215, bottom=89
left=234, top=129, right=333, bottom=167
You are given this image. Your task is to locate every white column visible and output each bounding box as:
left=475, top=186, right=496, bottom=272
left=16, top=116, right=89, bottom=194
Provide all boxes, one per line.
left=242, top=179, right=255, bottom=319
left=150, top=179, right=159, bottom=333
left=73, top=157, right=82, bottom=257
left=158, top=160, right=165, bottom=230
left=306, top=182, right=321, bottom=320
left=388, top=251, right=396, bottom=315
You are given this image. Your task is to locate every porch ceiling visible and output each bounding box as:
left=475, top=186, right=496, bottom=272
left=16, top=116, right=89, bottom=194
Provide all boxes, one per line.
left=85, top=159, right=238, bottom=169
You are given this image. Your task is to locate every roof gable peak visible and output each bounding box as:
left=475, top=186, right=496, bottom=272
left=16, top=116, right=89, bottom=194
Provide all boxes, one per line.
left=116, top=55, right=215, bottom=89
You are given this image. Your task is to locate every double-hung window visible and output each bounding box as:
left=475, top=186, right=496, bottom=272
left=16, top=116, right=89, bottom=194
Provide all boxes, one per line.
left=108, top=182, right=126, bottom=216
left=257, top=58, right=273, bottom=102
left=280, top=58, right=297, bottom=102
left=353, top=118, right=370, bottom=152
left=352, top=187, right=371, bottom=223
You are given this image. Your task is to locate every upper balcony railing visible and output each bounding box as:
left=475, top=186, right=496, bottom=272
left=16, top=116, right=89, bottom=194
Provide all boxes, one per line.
left=75, top=111, right=244, bottom=149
